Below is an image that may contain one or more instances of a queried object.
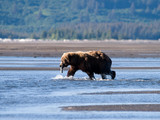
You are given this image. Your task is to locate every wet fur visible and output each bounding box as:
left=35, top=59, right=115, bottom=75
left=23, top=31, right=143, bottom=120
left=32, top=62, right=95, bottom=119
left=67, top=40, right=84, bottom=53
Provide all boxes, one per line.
left=60, top=51, right=116, bottom=80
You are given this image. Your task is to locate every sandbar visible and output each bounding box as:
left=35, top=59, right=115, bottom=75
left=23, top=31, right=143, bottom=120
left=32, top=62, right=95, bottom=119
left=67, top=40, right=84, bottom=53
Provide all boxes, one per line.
left=62, top=104, right=160, bottom=111
left=0, top=40, right=160, bottom=58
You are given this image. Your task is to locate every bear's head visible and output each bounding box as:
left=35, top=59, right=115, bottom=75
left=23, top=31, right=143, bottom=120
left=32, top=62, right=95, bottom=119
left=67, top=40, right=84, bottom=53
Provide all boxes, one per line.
left=60, top=52, right=84, bottom=73
left=60, top=53, right=70, bottom=73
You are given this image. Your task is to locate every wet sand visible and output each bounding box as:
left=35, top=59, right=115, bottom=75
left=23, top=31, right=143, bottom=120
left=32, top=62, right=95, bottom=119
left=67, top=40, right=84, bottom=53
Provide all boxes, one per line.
left=0, top=40, right=160, bottom=58
left=62, top=104, right=160, bottom=111
left=82, top=90, right=160, bottom=95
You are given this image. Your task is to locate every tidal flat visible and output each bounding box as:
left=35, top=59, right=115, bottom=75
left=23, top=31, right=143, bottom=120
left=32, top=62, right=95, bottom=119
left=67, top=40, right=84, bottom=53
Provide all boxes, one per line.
left=0, top=56, right=160, bottom=120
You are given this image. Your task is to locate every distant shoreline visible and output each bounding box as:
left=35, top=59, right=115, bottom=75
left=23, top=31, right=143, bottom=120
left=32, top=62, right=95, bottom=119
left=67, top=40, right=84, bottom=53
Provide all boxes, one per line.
left=0, top=39, right=160, bottom=58
left=0, top=38, right=160, bottom=43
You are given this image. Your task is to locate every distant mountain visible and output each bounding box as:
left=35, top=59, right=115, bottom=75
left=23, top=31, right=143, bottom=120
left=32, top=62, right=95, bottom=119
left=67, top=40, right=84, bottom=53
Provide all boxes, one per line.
left=0, top=0, right=160, bottom=39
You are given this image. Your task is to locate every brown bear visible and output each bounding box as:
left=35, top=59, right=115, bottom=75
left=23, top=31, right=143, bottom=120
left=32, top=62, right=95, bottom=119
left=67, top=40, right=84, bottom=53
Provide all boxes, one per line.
left=59, top=51, right=116, bottom=80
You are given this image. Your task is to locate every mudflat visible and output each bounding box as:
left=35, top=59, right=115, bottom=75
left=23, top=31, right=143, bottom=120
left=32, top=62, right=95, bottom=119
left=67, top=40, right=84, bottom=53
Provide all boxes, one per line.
left=62, top=104, right=160, bottom=112
left=0, top=40, right=160, bottom=57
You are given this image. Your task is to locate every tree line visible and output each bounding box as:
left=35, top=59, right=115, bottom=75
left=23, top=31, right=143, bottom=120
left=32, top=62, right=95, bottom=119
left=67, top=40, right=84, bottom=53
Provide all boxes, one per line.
left=0, top=0, right=160, bottom=40
left=40, top=22, right=160, bottom=40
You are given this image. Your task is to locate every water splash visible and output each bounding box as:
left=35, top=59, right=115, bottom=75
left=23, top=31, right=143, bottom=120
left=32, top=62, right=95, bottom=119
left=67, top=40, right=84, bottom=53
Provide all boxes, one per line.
left=52, top=74, right=74, bottom=80
left=52, top=74, right=112, bottom=81
left=52, top=74, right=64, bottom=79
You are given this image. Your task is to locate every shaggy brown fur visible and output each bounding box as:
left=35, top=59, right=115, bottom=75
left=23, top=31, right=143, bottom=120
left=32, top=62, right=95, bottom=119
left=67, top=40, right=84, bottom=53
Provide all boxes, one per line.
left=60, top=51, right=116, bottom=80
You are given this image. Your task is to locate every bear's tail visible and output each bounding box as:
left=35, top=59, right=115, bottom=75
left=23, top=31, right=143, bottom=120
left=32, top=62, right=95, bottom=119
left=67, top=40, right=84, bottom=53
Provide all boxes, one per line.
left=111, top=71, right=116, bottom=79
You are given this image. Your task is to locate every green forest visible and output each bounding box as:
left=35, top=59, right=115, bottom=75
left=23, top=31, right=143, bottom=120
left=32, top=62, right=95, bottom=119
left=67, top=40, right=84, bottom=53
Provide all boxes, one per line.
left=0, top=0, right=160, bottom=40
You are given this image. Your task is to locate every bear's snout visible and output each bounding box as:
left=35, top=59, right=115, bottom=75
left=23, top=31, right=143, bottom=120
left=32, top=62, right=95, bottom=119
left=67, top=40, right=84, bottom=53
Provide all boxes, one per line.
left=60, top=65, right=63, bottom=73
left=59, top=62, right=68, bottom=73
left=59, top=62, right=64, bottom=73
left=59, top=63, right=62, bottom=68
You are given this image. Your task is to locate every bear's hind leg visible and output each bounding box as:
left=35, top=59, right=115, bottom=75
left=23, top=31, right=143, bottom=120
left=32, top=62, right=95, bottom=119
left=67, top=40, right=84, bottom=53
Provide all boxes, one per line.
left=101, top=74, right=106, bottom=79
left=108, top=71, right=116, bottom=79
left=111, top=71, right=116, bottom=79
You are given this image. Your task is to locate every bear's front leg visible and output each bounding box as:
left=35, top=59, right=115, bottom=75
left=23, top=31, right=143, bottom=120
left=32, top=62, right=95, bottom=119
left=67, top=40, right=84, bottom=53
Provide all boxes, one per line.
left=67, top=66, right=78, bottom=77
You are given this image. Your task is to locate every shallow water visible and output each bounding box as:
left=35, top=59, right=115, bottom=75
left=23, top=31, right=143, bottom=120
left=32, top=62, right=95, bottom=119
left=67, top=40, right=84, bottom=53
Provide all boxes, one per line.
left=0, top=57, right=160, bottom=120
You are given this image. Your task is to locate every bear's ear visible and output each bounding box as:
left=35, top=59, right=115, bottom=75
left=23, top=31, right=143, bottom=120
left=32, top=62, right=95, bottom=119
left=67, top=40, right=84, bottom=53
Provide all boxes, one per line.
left=84, top=54, right=89, bottom=61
